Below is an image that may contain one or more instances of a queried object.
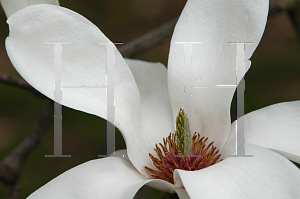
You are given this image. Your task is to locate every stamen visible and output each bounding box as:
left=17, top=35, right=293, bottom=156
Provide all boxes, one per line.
left=145, top=132, right=222, bottom=184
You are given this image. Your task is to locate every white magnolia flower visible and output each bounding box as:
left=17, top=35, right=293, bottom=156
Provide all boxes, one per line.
left=2, top=0, right=300, bottom=198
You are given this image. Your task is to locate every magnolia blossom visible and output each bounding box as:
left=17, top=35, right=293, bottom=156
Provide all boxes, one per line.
left=2, top=0, right=300, bottom=198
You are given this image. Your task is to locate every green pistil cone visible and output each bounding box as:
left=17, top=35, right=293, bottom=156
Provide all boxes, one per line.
left=176, top=109, right=192, bottom=156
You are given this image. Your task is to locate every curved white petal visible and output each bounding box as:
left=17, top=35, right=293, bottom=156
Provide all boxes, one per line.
left=5, top=4, right=153, bottom=176
left=175, top=144, right=300, bottom=199
left=168, top=0, right=269, bottom=150
left=27, top=157, right=148, bottom=199
left=1, top=0, right=59, bottom=18
left=125, top=59, right=175, bottom=167
left=27, top=155, right=185, bottom=199
left=27, top=157, right=182, bottom=198
left=223, top=101, right=300, bottom=164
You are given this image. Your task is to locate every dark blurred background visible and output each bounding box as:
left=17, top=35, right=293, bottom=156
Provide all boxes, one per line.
left=0, top=0, right=299, bottom=198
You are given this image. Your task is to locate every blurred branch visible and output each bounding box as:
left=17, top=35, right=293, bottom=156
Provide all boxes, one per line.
left=6, top=179, right=20, bottom=199
left=0, top=73, right=46, bottom=99
left=0, top=102, right=53, bottom=198
left=0, top=73, right=32, bottom=91
left=119, top=0, right=295, bottom=58
left=287, top=0, right=300, bottom=38
left=118, top=18, right=178, bottom=58
left=269, top=0, right=297, bottom=15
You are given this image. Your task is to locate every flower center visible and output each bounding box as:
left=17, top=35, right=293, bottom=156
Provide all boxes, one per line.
left=145, top=109, right=222, bottom=184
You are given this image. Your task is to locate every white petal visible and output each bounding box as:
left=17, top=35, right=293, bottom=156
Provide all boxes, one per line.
left=109, top=149, right=130, bottom=162
left=223, top=101, right=300, bottom=164
left=27, top=157, right=148, bottom=199
left=28, top=157, right=183, bottom=198
left=175, top=144, right=300, bottom=199
left=0, top=0, right=59, bottom=18
left=125, top=59, right=175, bottom=164
left=5, top=4, right=152, bottom=177
left=167, top=0, right=269, bottom=149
